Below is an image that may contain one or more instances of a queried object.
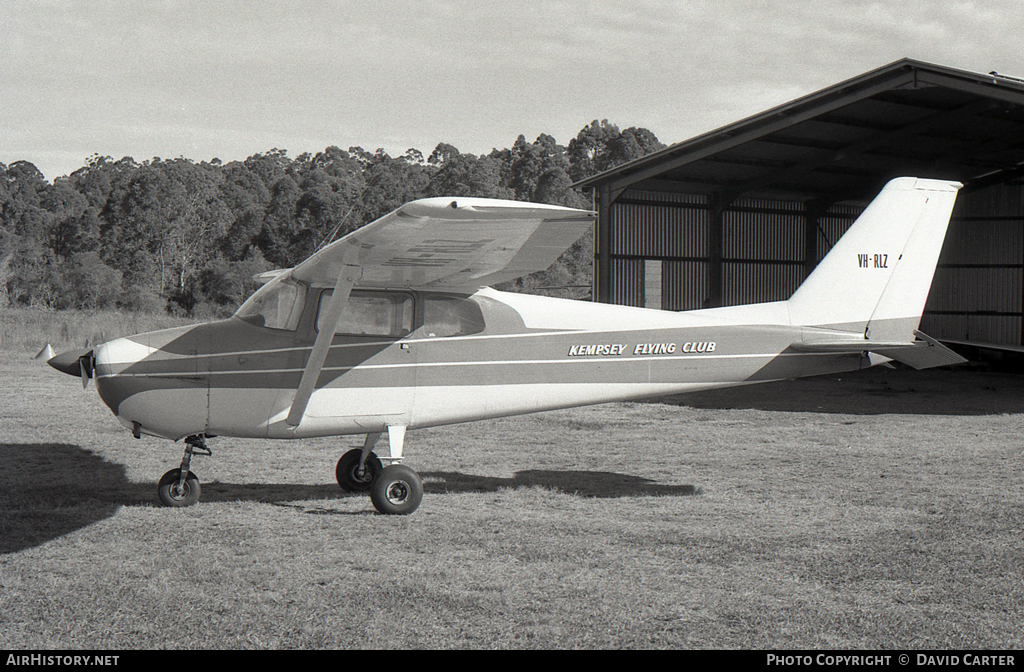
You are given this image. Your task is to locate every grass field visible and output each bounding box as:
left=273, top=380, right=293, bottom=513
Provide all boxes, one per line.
left=0, top=307, right=195, bottom=353
left=1, top=342, right=1022, bottom=649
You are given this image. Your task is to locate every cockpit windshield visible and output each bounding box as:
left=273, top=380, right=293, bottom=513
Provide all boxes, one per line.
left=235, top=272, right=306, bottom=330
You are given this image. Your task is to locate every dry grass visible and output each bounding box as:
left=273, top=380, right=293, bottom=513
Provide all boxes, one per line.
left=1, top=337, right=1022, bottom=649
left=0, top=306, right=196, bottom=352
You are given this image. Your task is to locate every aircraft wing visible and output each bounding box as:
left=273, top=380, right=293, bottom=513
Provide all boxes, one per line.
left=289, top=197, right=595, bottom=291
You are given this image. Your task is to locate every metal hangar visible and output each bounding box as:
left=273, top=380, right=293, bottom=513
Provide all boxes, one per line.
left=574, top=59, right=1024, bottom=349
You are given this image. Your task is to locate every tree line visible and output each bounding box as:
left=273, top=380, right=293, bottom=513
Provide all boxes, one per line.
left=0, top=120, right=664, bottom=317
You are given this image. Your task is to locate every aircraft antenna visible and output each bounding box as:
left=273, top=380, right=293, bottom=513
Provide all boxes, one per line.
left=314, top=168, right=381, bottom=252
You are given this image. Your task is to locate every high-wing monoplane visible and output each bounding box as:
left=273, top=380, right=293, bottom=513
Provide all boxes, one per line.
left=49, top=177, right=966, bottom=514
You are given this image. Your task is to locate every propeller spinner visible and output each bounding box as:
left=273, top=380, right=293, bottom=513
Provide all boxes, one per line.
left=48, top=348, right=94, bottom=388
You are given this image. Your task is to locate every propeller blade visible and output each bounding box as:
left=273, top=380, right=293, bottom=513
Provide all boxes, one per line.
left=79, top=354, right=92, bottom=389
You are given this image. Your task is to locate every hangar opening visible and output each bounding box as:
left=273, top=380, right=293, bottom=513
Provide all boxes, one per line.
left=575, top=59, right=1024, bottom=351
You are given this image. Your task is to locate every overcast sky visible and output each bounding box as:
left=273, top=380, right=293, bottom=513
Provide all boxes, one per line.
left=3, top=0, right=1023, bottom=181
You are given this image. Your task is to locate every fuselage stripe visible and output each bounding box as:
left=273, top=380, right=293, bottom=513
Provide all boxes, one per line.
left=94, top=349, right=818, bottom=379
left=100, top=320, right=766, bottom=366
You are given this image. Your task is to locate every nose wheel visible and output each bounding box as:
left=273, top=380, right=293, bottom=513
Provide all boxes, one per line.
left=158, top=468, right=200, bottom=507
left=157, top=435, right=210, bottom=507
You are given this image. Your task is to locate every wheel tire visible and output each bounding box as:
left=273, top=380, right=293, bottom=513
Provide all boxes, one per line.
left=157, top=468, right=200, bottom=507
left=370, top=464, right=423, bottom=515
left=336, top=449, right=382, bottom=492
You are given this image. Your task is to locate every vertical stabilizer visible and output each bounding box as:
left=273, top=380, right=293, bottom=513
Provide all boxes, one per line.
left=788, top=177, right=961, bottom=341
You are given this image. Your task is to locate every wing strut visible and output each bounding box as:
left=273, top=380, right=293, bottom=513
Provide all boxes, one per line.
left=286, top=263, right=361, bottom=427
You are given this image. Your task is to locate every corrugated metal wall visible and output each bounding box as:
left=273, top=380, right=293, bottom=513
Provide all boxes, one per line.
left=921, top=182, right=1024, bottom=344
left=722, top=199, right=804, bottom=305
left=662, top=260, right=707, bottom=311
left=813, top=205, right=862, bottom=264
left=609, top=190, right=863, bottom=311
left=610, top=190, right=708, bottom=308
left=607, top=182, right=1024, bottom=348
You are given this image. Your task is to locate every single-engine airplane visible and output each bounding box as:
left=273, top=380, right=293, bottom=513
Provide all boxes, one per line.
left=49, top=176, right=966, bottom=514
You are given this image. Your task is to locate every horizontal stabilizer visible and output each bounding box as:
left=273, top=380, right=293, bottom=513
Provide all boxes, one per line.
left=872, top=330, right=968, bottom=370
left=792, top=330, right=966, bottom=370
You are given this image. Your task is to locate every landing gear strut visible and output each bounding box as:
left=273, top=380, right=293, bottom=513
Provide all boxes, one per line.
left=337, top=427, right=424, bottom=515
left=157, top=434, right=211, bottom=507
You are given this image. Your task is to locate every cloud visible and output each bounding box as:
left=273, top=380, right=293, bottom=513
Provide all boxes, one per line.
left=2, top=0, right=1023, bottom=179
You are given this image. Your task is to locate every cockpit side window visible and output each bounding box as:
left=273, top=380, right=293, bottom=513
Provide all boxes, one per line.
left=317, top=290, right=414, bottom=337
left=235, top=274, right=306, bottom=331
left=422, top=296, right=485, bottom=337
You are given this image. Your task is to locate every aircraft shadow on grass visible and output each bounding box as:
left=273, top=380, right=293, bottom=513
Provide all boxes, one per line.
left=420, top=470, right=698, bottom=498
left=1, top=444, right=128, bottom=555
left=655, top=368, right=1024, bottom=416
left=1, top=444, right=696, bottom=552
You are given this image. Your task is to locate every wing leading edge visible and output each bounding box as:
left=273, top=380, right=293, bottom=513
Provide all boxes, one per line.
left=290, top=197, right=595, bottom=291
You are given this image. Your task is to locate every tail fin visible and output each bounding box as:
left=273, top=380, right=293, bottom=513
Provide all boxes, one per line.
left=788, top=177, right=962, bottom=342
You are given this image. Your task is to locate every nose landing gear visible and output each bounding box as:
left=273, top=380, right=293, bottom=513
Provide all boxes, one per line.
left=157, top=434, right=211, bottom=507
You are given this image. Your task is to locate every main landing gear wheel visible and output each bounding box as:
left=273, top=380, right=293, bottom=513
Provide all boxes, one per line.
left=158, top=469, right=200, bottom=507
left=336, top=449, right=383, bottom=492
left=370, top=464, right=423, bottom=515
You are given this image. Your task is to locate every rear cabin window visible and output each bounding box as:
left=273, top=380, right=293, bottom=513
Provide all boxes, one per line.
left=317, top=290, right=414, bottom=337
left=422, top=296, right=485, bottom=337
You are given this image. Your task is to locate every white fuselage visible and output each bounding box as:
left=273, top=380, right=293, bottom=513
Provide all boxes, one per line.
left=93, top=287, right=860, bottom=441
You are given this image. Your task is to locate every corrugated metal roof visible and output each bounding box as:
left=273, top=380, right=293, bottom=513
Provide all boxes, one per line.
left=575, top=59, right=1024, bottom=205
